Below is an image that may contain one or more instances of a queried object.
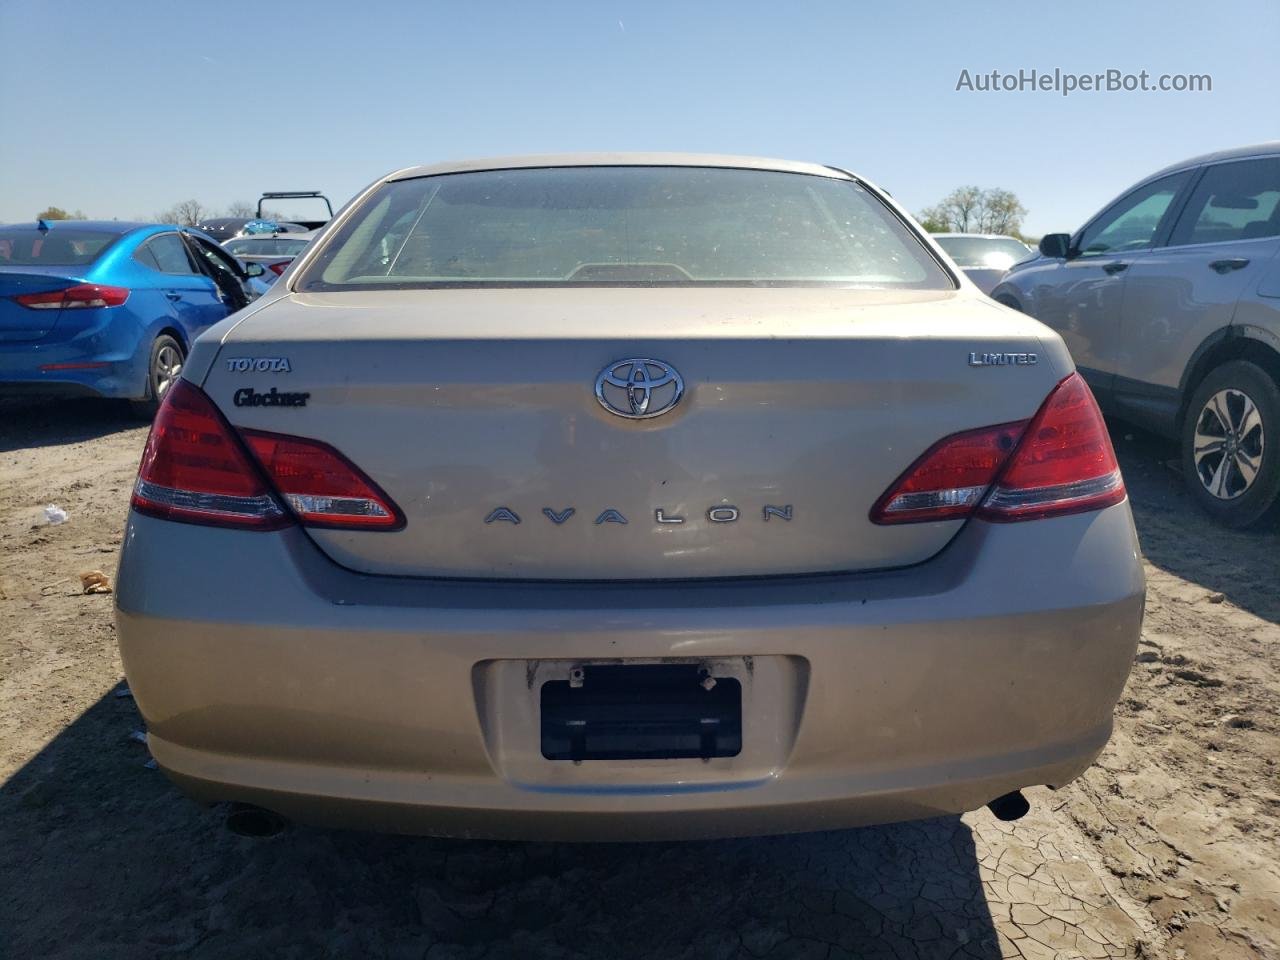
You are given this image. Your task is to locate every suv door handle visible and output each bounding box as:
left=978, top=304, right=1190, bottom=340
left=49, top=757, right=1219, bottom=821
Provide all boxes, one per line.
left=1209, top=257, right=1250, bottom=274
left=1102, top=261, right=1129, bottom=275
left=165, top=292, right=182, bottom=301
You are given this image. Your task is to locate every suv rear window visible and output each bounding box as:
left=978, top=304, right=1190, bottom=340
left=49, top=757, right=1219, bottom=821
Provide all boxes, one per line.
left=298, top=166, right=953, bottom=290
left=0, top=228, right=119, bottom=266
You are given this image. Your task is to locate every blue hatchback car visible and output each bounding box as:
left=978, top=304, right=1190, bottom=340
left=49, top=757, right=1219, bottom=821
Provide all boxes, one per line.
left=0, top=220, right=267, bottom=414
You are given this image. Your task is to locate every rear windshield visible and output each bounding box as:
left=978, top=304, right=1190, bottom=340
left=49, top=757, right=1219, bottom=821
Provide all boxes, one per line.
left=297, top=166, right=954, bottom=290
left=0, top=228, right=120, bottom=266
left=224, top=237, right=311, bottom=257
left=934, top=236, right=1033, bottom=269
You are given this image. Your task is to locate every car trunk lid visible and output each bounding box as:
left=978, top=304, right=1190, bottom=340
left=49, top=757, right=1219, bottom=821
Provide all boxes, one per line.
left=203, top=287, right=1067, bottom=580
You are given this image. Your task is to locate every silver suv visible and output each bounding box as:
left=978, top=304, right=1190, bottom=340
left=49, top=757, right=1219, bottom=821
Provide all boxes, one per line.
left=992, top=143, right=1280, bottom=528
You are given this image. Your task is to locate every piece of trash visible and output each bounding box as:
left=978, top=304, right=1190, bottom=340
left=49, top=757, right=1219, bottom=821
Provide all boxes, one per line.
left=44, top=505, right=68, bottom=525
left=144, top=758, right=158, bottom=770
left=79, top=570, right=112, bottom=594
left=114, top=686, right=133, bottom=699
left=128, top=729, right=148, bottom=745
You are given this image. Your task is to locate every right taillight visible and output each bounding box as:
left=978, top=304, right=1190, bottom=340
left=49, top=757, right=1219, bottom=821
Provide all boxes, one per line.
left=872, top=372, right=1124, bottom=525
left=268, top=260, right=292, bottom=276
left=978, top=373, right=1125, bottom=521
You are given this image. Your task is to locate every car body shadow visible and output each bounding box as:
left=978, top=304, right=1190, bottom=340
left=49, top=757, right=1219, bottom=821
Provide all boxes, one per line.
left=0, top=397, right=144, bottom=453
left=1, top=685, right=1003, bottom=959
left=1111, top=421, right=1280, bottom=624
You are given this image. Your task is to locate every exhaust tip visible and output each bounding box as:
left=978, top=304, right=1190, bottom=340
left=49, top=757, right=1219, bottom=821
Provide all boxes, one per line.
left=225, top=803, right=287, bottom=838
left=987, top=790, right=1030, bottom=822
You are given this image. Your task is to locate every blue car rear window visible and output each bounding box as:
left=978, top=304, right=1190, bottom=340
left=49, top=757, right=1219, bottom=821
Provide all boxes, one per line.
left=0, top=228, right=119, bottom=266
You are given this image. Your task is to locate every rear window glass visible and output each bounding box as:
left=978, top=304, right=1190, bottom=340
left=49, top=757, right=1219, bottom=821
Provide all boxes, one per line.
left=224, top=237, right=310, bottom=256
left=298, top=166, right=953, bottom=290
left=0, top=228, right=119, bottom=266
left=934, top=236, right=1033, bottom=269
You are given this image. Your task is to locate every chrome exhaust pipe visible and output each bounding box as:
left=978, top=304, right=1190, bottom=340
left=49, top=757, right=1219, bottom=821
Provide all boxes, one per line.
left=987, top=790, right=1030, bottom=822
left=225, top=803, right=287, bottom=838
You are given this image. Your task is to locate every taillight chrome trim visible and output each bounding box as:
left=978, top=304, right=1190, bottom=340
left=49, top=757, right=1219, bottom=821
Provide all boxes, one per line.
left=979, top=469, right=1125, bottom=522
left=876, top=484, right=990, bottom=519
left=131, top=478, right=290, bottom=530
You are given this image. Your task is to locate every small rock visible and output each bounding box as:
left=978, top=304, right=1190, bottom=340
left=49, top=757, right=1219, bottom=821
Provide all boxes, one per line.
left=1206, top=592, right=1226, bottom=604
left=1135, top=651, right=1160, bottom=663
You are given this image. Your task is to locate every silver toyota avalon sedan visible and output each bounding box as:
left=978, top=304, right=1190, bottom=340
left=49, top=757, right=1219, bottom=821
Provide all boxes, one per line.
left=115, top=154, right=1144, bottom=840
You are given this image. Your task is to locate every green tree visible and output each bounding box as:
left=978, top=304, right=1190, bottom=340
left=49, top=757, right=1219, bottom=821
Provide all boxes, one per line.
left=35, top=206, right=85, bottom=221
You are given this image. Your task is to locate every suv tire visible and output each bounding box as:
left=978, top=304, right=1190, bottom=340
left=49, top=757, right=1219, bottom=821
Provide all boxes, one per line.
left=1181, top=359, right=1280, bottom=528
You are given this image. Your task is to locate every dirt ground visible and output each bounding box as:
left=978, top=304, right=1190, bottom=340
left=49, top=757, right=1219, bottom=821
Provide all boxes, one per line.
left=1, top=395, right=1277, bottom=960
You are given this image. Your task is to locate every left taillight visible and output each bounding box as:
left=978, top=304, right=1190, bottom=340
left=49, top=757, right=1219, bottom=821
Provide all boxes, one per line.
left=267, top=260, right=292, bottom=276
left=132, top=380, right=403, bottom=531
left=132, top=380, right=290, bottom=529
left=13, top=283, right=130, bottom=309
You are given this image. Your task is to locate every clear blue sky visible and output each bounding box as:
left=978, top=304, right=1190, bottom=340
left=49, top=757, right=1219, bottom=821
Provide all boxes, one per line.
left=1, top=0, right=1275, bottom=234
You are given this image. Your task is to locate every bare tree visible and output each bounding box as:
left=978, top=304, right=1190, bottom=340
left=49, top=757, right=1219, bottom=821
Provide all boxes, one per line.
left=154, top=199, right=209, bottom=226
left=918, top=186, right=1027, bottom=236
left=977, top=189, right=1028, bottom=235
left=224, top=200, right=256, bottom=218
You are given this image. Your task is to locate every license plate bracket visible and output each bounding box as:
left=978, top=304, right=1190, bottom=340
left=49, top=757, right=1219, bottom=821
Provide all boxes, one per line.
left=540, top=663, right=742, bottom=761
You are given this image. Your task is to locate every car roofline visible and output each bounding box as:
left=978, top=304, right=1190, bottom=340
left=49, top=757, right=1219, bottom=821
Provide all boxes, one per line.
left=383, top=153, right=859, bottom=182
left=1134, top=141, right=1280, bottom=184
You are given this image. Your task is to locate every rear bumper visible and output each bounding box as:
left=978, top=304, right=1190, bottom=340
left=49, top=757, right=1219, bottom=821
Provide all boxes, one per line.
left=115, top=503, right=1144, bottom=841
left=0, top=313, right=149, bottom=399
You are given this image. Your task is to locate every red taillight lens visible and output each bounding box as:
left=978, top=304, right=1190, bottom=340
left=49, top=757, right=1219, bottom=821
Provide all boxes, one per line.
left=979, top=373, right=1125, bottom=521
left=242, top=431, right=404, bottom=529
left=268, top=260, right=292, bottom=276
left=131, top=382, right=404, bottom=531
left=132, top=381, right=289, bottom=529
left=13, top=283, right=130, bottom=309
left=871, top=421, right=1028, bottom=523
left=871, top=372, right=1125, bottom=525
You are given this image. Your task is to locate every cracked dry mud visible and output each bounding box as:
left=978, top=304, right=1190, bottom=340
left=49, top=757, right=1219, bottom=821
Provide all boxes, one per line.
left=1, top=398, right=1276, bottom=959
